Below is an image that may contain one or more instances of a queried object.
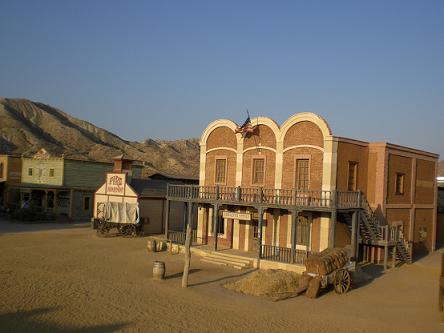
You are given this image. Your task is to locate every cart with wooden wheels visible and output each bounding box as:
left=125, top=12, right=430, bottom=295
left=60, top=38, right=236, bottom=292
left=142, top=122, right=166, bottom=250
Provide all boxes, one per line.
left=305, top=246, right=353, bottom=295
left=95, top=202, right=142, bottom=237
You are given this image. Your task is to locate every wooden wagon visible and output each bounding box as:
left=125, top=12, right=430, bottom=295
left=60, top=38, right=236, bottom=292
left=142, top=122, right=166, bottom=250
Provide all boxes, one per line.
left=305, top=247, right=353, bottom=294
left=95, top=202, right=142, bottom=237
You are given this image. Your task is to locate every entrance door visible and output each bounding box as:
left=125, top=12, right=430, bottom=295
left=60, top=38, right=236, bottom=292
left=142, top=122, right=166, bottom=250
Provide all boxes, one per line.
left=296, top=215, right=311, bottom=251
left=251, top=219, right=259, bottom=252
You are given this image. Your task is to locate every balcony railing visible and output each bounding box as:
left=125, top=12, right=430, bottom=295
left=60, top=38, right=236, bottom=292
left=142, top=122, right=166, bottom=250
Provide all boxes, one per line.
left=261, top=245, right=309, bottom=265
left=167, top=184, right=362, bottom=209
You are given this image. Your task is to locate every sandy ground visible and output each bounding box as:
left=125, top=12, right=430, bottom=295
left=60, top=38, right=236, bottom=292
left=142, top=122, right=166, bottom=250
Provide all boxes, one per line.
left=0, top=219, right=443, bottom=333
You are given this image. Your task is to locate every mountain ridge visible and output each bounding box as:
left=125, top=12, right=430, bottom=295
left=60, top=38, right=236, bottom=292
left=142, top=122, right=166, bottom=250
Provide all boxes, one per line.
left=0, top=98, right=200, bottom=177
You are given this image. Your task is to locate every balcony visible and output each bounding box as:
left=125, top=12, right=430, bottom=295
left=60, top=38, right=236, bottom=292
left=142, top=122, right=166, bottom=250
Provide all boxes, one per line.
left=167, top=184, right=362, bottom=210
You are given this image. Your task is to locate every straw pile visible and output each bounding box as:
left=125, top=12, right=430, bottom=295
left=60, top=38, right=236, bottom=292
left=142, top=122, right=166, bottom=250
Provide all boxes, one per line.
left=305, top=247, right=349, bottom=275
left=224, top=270, right=300, bottom=297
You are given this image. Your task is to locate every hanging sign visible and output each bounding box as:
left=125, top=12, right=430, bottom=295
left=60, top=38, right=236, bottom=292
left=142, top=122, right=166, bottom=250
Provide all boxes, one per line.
left=106, top=173, right=126, bottom=195
left=222, top=211, right=251, bottom=221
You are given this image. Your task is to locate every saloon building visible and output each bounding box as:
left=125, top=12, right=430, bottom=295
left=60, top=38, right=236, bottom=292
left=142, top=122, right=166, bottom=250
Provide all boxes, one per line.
left=166, top=112, right=438, bottom=269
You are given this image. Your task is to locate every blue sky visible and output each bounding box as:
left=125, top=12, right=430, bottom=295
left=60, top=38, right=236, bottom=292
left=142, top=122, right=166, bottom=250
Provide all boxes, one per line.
left=1, top=1, right=443, bottom=156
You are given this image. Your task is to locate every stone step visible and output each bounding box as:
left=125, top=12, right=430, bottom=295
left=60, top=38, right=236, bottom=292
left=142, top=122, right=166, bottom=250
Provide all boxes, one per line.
left=200, top=257, right=247, bottom=270
left=204, top=254, right=253, bottom=267
left=206, top=251, right=254, bottom=264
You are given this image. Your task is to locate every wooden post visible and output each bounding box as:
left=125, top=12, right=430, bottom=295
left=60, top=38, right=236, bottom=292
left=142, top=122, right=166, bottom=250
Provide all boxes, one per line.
left=164, top=199, right=170, bottom=239
left=392, top=245, right=397, bottom=269
left=351, top=210, right=358, bottom=262
left=329, top=210, right=337, bottom=248
left=257, top=207, right=264, bottom=260
left=182, top=202, right=193, bottom=288
left=213, top=203, right=219, bottom=251
left=182, top=202, right=188, bottom=234
left=384, top=243, right=389, bottom=271
left=439, top=253, right=444, bottom=312
left=290, top=210, right=298, bottom=264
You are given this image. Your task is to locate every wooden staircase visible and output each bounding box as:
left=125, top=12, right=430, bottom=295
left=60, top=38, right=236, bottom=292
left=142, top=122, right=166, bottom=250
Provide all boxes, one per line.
left=200, top=251, right=254, bottom=270
left=344, top=194, right=412, bottom=265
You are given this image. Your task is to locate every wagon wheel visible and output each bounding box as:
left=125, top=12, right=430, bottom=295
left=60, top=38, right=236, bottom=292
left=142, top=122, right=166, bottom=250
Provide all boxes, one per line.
left=122, top=224, right=137, bottom=237
left=333, top=269, right=351, bottom=294
left=97, top=221, right=110, bottom=236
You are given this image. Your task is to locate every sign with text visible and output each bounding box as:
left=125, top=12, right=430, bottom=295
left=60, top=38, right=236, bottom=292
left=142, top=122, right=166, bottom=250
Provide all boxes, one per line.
left=106, top=173, right=126, bottom=195
left=222, top=211, right=251, bottom=221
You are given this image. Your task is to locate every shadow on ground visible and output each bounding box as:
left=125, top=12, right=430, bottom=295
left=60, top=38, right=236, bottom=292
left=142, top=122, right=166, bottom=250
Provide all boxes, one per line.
left=189, top=268, right=258, bottom=287
left=0, top=307, right=131, bottom=333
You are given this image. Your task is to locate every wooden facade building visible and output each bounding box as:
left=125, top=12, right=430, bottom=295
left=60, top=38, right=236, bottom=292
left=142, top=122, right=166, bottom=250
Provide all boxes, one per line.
left=7, top=149, right=113, bottom=221
left=94, top=156, right=198, bottom=235
left=0, top=154, right=22, bottom=209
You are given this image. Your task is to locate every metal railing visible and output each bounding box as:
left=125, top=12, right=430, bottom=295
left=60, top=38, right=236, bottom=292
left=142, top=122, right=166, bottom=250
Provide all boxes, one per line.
left=261, top=245, right=310, bottom=265
left=167, top=184, right=362, bottom=209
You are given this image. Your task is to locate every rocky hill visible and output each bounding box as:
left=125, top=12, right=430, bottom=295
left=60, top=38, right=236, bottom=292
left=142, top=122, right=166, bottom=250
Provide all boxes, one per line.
left=0, top=98, right=200, bottom=177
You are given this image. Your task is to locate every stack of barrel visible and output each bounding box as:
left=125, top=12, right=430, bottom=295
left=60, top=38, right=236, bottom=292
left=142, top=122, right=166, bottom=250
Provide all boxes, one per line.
left=305, top=247, right=349, bottom=275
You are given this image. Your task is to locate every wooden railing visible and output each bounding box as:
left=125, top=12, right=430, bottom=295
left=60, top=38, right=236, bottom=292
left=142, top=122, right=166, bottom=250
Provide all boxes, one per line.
left=167, top=230, right=197, bottom=245
left=261, top=245, right=309, bottom=265
left=167, top=185, right=362, bottom=209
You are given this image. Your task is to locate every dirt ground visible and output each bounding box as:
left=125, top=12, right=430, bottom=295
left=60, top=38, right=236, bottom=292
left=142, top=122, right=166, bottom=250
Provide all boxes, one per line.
left=0, top=219, right=443, bottom=333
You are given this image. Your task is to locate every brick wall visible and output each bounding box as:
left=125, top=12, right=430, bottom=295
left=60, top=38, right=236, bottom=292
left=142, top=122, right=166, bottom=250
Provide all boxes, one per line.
left=386, top=154, right=413, bottom=205
left=283, top=121, right=324, bottom=148
left=207, top=126, right=237, bottom=150
left=282, top=147, right=323, bottom=190
left=415, top=159, right=435, bottom=204
left=205, top=150, right=237, bottom=186
left=336, top=142, right=369, bottom=192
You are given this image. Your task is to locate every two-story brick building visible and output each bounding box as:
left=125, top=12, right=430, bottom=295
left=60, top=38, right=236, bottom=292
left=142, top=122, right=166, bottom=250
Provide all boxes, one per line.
left=8, top=149, right=113, bottom=221
left=166, top=112, right=438, bottom=269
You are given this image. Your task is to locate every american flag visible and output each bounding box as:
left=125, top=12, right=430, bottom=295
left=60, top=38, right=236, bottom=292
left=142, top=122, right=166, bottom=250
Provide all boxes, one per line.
left=235, top=116, right=255, bottom=137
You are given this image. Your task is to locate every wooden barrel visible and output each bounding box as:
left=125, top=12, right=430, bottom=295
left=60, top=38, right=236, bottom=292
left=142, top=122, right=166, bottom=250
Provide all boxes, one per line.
left=147, top=239, right=157, bottom=252
left=152, top=261, right=165, bottom=280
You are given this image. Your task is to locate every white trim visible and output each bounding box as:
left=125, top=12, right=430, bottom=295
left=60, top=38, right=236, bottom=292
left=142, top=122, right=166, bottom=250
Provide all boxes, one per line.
left=206, top=147, right=238, bottom=154
left=283, top=145, right=324, bottom=153
left=243, top=146, right=277, bottom=153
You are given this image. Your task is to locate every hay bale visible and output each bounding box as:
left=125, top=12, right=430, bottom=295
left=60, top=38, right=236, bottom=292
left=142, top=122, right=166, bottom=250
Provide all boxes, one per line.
left=305, top=247, right=349, bottom=275
left=305, top=276, right=321, bottom=299
left=224, top=270, right=300, bottom=297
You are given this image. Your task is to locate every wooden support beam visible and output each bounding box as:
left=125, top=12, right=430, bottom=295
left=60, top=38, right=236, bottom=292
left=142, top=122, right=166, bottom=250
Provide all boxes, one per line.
left=351, top=210, right=358, bottom=262
left=213, top=203, right=219, bottom=251
left=392, top=245, right=397, bottom=269
left=164, top=199, right=170, bottom=239
left=329, top=210, right=337, bottom=248
left=182, top=202, right=188, bottom=233
left=182, top=202, right=193, bottom=288
left=257, top=207, right=264, bottom=260
left=290, top=210, right=298, bottom=264
left=384, top=243, right=389, bottom=271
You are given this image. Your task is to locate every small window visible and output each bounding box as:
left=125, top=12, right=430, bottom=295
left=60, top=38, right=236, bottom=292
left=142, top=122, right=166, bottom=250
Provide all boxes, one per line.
left=252, top=158, right=265, bottom=185
left=215, top=159, right=227, bottom=184
left=295, top=159, right=310, bottom=190
left=347, top=162, right=358, bottom=191
left=49, top=168, right=55, bottom=177
left=395, top=173, right=405, bottom=195
left=28, top=168, right=33, bottom=176
left=83, top=196, right=90, bottom=210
